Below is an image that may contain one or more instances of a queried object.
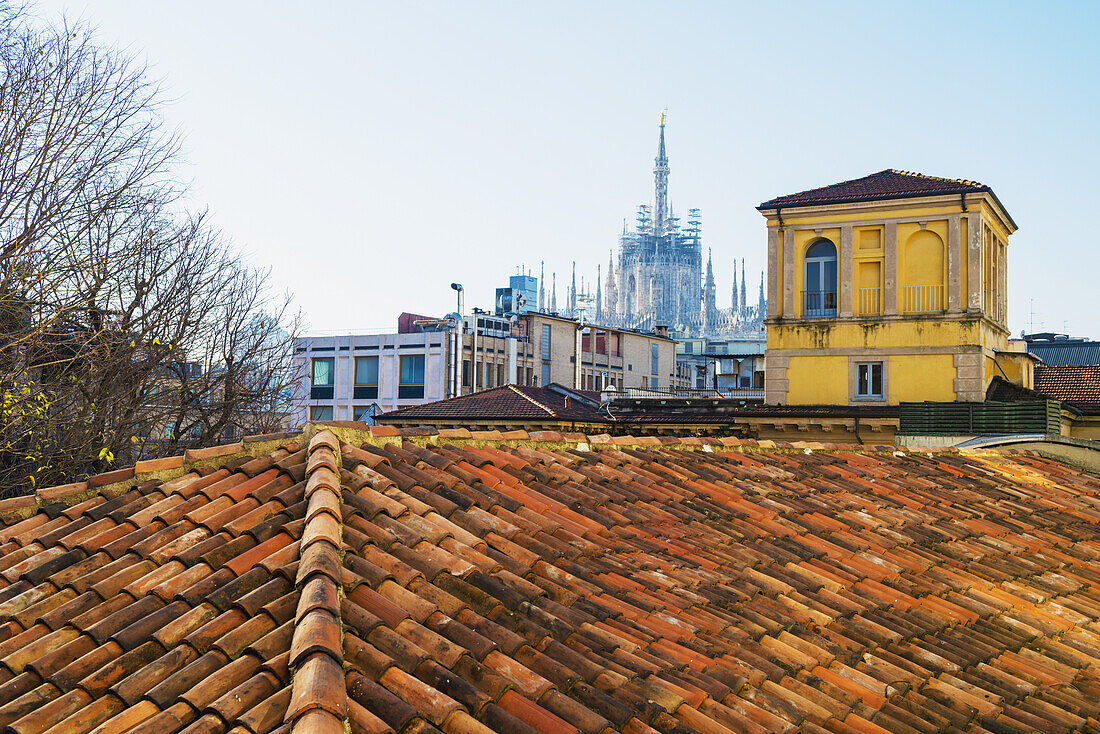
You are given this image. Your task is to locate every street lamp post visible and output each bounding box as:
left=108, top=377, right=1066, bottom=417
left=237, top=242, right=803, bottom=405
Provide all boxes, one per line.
left=450, top=283, right=463, bottom=398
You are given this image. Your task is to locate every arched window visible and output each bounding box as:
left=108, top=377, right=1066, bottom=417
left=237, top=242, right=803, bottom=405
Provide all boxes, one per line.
left=902, top=231, right=945, bottom=313
left=804, top=239, right=837, bottom=317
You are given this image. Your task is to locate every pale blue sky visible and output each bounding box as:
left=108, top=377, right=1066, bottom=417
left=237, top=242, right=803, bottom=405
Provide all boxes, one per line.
left=32, top=1, right=1100, bottom=337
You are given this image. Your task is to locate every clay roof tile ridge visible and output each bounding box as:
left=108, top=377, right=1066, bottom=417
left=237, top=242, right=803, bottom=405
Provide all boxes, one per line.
left=507, top=385, right=557, bottom=418
left=286, top=430, right=347, bottom=731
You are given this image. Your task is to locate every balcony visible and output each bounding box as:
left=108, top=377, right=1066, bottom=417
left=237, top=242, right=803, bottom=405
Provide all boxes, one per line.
left=903, top=284, right=944, bottom=314
left=858, top=287, right=882, bottom=316
left=802, top=290, right=837, bottom=318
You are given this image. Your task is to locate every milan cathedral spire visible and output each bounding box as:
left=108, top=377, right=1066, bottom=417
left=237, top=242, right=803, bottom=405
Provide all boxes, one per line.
left=536, top=114, right=764, bottom=338
left=596, top=263, right=603, bottom=322
left=568, top=262, right=577, bottom=316
left=731, top=262, right=739, bottom=313
left=740, top=258, right=747, bottom=309
left=538, top=261, right=545, bottom=311
left=653, top=111, right=669, bottom=234
left=550, top=273, right=557, bottom=313
left=705, top=251, right=716, bottom=305
left=758, top=272, right=766, bottom=314
left=604, top=251, right=617, bottom=310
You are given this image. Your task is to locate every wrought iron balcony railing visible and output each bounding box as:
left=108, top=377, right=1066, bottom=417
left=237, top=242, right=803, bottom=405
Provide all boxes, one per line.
left=802, top=290, right=837, bottom=318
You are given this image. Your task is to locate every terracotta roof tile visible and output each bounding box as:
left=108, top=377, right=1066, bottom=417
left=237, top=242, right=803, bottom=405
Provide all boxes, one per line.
left=1, top=429, right=1099, bottom=732
left=1034, top=364, right=1100, bottom=411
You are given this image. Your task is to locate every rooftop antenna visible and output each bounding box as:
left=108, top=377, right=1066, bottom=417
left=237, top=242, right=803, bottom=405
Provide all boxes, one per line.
left=1029, top=298, right=1037, bottom=334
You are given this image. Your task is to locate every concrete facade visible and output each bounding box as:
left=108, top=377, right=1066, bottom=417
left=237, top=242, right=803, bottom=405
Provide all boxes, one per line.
left=519, top=313, right=677, bottom=393
left=293, top=332, right=448, bottom=424
left=293, top=313, right=677, bottom=425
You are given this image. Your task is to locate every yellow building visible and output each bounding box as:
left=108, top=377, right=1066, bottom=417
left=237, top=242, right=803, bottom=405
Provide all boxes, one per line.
left=759, top=169, right=1031, bottom=406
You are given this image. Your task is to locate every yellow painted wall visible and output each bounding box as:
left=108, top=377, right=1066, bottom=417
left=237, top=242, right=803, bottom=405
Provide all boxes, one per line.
left=888, top=355, right=955, bottom=402
left=786, top=356, right=849, bottom=404
left=767, top=319, right=981, bottom=352
left=986, top=352, right=1034, bottom=389
left=765, top=204, right=964, bottom=227
left=763, top=190, right=1016, bottom=406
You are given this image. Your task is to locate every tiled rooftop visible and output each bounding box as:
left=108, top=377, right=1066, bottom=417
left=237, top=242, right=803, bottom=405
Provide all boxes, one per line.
left=378, top=385, right=607, bottom=423
left=758, top=169, right=991, bottom=210
left=0, top=425, right=1099, bottom=733
left=1035, top=365, right=1100, bottom=413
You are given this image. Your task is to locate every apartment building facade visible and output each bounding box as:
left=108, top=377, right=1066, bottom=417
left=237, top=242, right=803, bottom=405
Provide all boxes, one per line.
left=292, top=312, right=677, bottom=424
left=758, top=169, right=1030, bottom=405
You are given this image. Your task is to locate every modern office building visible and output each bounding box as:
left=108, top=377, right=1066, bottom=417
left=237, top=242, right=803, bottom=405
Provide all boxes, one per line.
left=292, top=311, right=676, bottom=424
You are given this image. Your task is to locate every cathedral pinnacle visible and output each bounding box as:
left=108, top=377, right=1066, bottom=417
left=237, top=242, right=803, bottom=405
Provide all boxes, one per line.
left=653, top=113, right=670, bottom=233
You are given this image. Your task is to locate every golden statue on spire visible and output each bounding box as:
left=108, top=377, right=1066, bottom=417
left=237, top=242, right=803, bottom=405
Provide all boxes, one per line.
left=659, top=110, right=666, bottom=127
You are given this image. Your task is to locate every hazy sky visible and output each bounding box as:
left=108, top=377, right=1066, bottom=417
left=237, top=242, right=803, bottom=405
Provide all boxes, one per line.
left=32, top=1, right=1100, bottom=338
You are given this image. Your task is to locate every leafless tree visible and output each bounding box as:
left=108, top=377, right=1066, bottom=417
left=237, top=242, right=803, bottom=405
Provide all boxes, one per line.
left=0, top=5, right=299, bottom=495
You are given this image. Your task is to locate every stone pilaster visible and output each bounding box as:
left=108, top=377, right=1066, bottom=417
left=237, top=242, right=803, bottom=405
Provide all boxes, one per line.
left=839, top=225, right=853, bottom=317
left=966, top=212, right=982, bottom=312
left=884, top=222, right=897, bottom=315
left=767, top=227, right=779, bottom=318
left=764, top=354, right=789, bottom=405
left=953, top=351, right=985, bottom=402
left=782, top=228, right=795, bottom=317
left=947, top=215, right=961, bottom=313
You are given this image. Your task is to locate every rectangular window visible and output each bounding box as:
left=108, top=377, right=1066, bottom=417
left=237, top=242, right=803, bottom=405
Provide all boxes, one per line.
left=540, top=362, right=551, bottom=387
left=651, top=344, right=659, bottom=375
left=399, top=355, right=425, bottom=399
left=856, top=362, right=884, bottom=399
left=497, top=364, right=505, bottom=386
left=607, top=332, right=620, bottom=357
left=541, top=324, right=552, bottom=360
left=311, top=357, right=334, bottom=385
left=353, top=405, right=374, bottom=422
left=462, top=360, right=471, bottom=388
left=310, top=406, right=334, bottom=421
left=595, top=331, right=607, bottom=355
left=354, top=356, right=378, bottom=399
left=310, top=357, right=335, bottom=400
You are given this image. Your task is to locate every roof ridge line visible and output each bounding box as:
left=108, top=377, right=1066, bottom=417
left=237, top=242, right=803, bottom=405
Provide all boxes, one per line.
left=285, top=429, right=347, bottom=732
left=889, top=168, right=985, bottom=187
left=508, top=384, right=557, bottom=417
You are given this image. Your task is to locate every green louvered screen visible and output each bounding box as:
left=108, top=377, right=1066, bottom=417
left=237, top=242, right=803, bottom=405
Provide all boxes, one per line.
left=899, top=400, right=1061, bottom=436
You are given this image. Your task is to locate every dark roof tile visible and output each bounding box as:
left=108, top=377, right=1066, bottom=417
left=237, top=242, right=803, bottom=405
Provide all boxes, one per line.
left=758, top=169, right=992, bottom=210
left=1034, top=364, right=1100, bottom=411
